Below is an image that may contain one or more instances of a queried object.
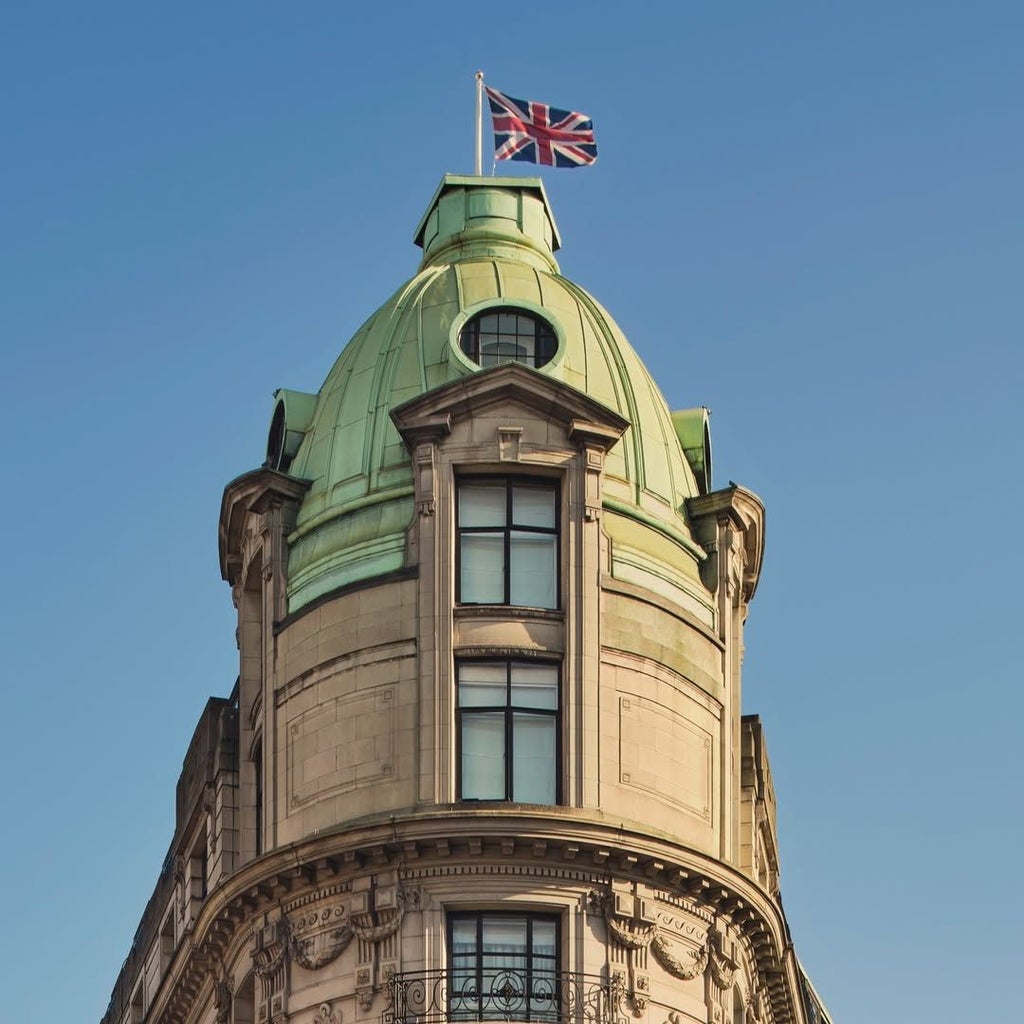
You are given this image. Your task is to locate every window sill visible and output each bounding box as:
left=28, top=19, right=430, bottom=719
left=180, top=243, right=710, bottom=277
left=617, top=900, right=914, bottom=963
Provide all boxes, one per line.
left=454, top=605, right=564, bottom=622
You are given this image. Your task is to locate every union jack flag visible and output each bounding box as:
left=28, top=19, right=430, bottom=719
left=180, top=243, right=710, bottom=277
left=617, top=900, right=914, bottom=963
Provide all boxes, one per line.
left=485, top=86, right=598, bottom=168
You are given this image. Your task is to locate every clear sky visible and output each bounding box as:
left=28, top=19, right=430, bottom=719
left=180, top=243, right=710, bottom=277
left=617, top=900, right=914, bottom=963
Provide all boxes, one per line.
left=3, top=4, right=1021, bottom=1022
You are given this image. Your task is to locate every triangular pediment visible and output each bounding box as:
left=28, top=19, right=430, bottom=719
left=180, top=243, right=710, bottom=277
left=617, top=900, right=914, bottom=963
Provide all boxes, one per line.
left=390, top=363, right=630, bottom=451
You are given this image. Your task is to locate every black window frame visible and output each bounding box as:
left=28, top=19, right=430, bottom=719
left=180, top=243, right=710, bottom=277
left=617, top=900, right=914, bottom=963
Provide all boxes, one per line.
left=458, top=307, right=558, bottom=369
left=456, top=658, right=562, bottom=805
left=456, top=476, right=560, bottom=610
left=448, top=911, right=561, bottom=1023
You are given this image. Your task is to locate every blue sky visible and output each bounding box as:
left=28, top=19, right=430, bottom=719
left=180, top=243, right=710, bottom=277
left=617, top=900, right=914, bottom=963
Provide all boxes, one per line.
left=2, top=4, right=1021, bottom=1022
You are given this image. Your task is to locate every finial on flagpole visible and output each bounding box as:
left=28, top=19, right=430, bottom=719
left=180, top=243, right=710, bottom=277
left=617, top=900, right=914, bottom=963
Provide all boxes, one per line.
left=475, top=71, right=484, bottom=176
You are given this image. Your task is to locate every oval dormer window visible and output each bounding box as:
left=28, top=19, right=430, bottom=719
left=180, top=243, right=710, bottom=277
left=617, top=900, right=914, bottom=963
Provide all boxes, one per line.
left=459, top=308, right=557, bottom=369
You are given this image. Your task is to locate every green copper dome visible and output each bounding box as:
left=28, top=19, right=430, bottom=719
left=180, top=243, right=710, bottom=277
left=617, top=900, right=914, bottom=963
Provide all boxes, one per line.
left=279, top=175, right=707, bottom=612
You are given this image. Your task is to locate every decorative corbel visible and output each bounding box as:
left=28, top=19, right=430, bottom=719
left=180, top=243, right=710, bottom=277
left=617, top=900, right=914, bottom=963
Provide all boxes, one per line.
left=252, top=918, right=290, bottom=1024
left=415, top=443, right=437, bottom=518
left=569, top=419, right=627, bottom=523
left=350, top=880, right=410, bottom=1010
left=592, top=889, right=654, bottom=1015
left=707, top=929, right=737, bottom=990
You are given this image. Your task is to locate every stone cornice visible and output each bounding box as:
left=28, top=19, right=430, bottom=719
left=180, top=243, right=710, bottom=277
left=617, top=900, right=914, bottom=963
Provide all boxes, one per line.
left=151, top=810, right=804, bottom=1024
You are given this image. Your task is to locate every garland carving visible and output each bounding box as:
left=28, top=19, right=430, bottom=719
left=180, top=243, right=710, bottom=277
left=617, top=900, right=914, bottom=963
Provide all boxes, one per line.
left=605, top=913, right=655, bottom=951
left=650, top=934, right=708, bottom=981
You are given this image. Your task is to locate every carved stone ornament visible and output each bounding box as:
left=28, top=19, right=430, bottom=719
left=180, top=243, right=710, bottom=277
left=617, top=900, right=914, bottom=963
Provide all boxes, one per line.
left=707, top=931, right=737, bottom=990
left=650, top=933, right=708, bottom=981
left=593, top=890, right=654, bottom=1016
left=288, top=902, right=354, bottom=971
left=252, top=921, right=289, bottom=978
left=315, top=1003, right=340, bottom=1024
left=605, top=912, right=655, bottom=951
left=174, top=856, right=187, bottom=921
left=632, top=971, right=649, bottom=1013
left=596, top=889, right=709, bottom=982
left=350, top=900, right=404, bottom=943
left=252, top=920, right=290, bottom=1024
left=594, top=886, right=717, bottom=1018
left=292, top=923, right=354, bottom=971
left=214, top=979, right=232, bottom=1024
left=748, top=987, right=767, bottom=1024
left=350, top=897, right=405, bottom=1012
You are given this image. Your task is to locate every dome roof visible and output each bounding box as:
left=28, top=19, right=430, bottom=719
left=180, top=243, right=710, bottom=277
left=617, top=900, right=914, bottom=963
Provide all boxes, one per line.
left=280, top=175, right=707, bottom=611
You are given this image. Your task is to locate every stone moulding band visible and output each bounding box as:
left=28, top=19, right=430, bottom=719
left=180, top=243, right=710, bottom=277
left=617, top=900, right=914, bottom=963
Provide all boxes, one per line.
left=157, top=823, right=798, bottom=1024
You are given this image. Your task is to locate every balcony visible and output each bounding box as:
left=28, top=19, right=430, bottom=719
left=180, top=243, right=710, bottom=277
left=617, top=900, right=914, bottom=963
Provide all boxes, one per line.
left=384, top=968, right=623, bottom=1024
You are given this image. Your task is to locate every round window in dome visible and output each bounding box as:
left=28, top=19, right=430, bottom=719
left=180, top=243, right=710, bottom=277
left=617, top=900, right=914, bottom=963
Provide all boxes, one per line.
left=458, top=308, right=557, bottom=369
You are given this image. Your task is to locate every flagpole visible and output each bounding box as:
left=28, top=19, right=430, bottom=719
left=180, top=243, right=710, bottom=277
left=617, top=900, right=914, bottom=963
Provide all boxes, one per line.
left=475, top=70, right=484, bottom=176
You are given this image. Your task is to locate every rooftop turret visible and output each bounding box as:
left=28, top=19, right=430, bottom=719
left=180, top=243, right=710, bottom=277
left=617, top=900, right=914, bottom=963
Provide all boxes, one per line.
left=268, top=175, right=710, bottom=612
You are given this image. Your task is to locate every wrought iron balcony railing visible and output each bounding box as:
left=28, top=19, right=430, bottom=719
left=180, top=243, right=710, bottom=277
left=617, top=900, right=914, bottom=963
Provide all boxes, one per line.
left=384, top=968, right=624, bottom=1024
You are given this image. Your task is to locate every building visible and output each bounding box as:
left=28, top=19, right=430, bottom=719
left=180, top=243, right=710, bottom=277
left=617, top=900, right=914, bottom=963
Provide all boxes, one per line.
left=101, top=175, right=832, bottom=1024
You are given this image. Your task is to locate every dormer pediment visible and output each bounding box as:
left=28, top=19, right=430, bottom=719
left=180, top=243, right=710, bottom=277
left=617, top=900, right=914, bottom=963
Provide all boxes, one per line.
left=389, top=363, right=629, bottom=453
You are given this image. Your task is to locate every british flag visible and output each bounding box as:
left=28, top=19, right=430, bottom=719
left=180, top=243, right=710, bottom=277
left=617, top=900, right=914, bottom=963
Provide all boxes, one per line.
left=485, top=86, right=598, bottom=168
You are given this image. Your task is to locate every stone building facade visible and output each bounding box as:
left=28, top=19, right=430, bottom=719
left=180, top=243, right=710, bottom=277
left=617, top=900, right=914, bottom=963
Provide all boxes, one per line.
left=101, top=175, right=832, bottom=1024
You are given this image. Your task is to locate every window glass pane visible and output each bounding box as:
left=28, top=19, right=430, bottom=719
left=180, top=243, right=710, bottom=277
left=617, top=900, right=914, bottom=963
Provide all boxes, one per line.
left=480, top=917, right=528, bottom=1015
left=461, top=533, right=505, bottom=603
left=512, top=485, right=555, bottom=529
left=481, top=916, right=528, bottom=952
left=510, top=664, right=557, bottom=709
left=512, top=714, right=556, bottom=804
left=461, top=713, right=505, bottom=799
left=452, top=918, right=477, bottom=950
left=536, top=328, right=556, bottom=365
left=459, top=483, right=506, bottom=527
left=459, top=662, right=507, bottom=707
left=497, top=313, right=518, bottom=334
left=480, top=314, right=499, bottom=334
left=531, top=919, right=557, bottom=956
left=509, top=532, right=556, bottom=608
